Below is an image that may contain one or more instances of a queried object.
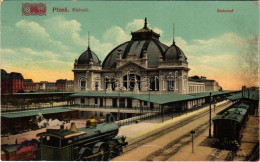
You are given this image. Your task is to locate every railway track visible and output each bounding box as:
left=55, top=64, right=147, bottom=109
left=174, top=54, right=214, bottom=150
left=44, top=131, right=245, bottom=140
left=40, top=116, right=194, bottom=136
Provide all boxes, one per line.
left=209, top=149, right=223, bottom=161
left=118, top=101, right=232, bottom=158
left=209, top=145, right=238, bottom=161
left=225, top=150, right=237, bottom=161
left=143, top=120, right=210, bottom=161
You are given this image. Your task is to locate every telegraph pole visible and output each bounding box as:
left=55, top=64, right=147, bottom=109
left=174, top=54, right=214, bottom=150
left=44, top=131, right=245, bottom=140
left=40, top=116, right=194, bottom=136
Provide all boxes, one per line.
left=209, top=92, right=212, bottom=137
left=161, top=105, right=164, bottom=123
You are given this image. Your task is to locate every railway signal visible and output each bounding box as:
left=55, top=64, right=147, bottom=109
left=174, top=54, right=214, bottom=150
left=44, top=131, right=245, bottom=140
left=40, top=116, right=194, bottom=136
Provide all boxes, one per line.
left=190, top=130, right=195, bottom=153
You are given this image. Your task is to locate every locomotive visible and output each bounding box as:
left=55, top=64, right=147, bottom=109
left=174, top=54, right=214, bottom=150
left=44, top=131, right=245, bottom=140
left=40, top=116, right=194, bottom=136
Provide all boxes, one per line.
left=36, top=114, right=128, bottom=161
left=212, top=103, right=249, bottom=146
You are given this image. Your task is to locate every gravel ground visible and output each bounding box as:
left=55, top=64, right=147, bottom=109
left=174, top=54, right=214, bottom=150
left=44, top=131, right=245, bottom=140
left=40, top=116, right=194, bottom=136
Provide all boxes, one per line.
left=168, top=115, right=259, bottom=161
left=112, top=101, right=231, bottom=161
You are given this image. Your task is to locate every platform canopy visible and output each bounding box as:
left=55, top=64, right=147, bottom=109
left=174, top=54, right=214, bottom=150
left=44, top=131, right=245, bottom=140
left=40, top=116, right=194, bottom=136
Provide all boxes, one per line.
left=1, top=107, right=74, bottom=118
left=70, top=90, right=235, bottom=105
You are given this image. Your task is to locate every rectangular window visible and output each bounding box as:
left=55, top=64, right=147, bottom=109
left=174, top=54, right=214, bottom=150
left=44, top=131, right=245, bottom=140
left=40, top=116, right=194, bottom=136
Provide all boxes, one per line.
left=119, top=98, right=125, bottom=108
left=150, top=102, right=154, bottom=109
left=144, top=101, right=147, bottom=106
left=113, top=98, right=117, bottom=107
left=94, top=98, right=98, bottom=104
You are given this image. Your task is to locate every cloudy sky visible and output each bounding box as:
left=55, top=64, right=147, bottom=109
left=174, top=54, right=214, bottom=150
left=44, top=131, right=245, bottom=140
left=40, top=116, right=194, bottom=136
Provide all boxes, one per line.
left=1, top=1, right=259, bottom=90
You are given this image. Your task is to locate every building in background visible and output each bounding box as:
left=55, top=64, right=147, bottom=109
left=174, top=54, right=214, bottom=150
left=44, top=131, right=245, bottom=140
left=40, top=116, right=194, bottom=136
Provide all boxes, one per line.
left=1, top=69, right=9, bottom=94
left=66, top=80, right=74, bottom=92
left=56, top=79, right=67, bottom=91
left=188, top=81, right=205, bottom=94
left=23, top=79, right=36, bottom=92
left=36, top=81, right=48, bottom=91
left=46, top=82, right=57, bottom=92
left=1, top=69, right=24, bottom=94
left=188, top=75, right=222, bottom=92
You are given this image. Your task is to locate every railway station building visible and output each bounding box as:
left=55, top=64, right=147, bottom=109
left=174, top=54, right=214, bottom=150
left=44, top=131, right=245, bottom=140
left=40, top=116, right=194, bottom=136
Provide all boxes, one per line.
left=71, top=18, right=229, bottom=119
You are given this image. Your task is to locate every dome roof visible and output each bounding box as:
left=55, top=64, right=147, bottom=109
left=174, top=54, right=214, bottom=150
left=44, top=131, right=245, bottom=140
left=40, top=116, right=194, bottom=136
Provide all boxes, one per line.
left=164, top=42, right=187, bottom=61
left=77, top=47, right=101, bottom=65
left=102, top=18, right=168, bottom=68
left=102, top=39, right=168, bottom=68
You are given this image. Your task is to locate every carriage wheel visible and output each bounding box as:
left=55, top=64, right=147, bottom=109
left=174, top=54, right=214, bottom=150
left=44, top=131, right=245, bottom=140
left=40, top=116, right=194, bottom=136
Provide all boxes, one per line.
left=93, top=146, right=110, bottom=161
left=117, top=146, right=123, bottom=156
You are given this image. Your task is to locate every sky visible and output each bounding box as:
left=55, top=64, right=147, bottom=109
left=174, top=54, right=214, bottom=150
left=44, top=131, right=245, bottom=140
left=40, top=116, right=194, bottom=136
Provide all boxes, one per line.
left=1, top=1, right=259, bottom=90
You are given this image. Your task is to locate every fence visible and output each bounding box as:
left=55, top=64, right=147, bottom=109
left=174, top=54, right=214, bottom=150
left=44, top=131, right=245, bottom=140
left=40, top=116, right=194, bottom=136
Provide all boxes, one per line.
left=115, top=112, right=160, bottom=127
left=1, top=104, right=71, bottom=113
left=71, top=104, right=161, bottom=112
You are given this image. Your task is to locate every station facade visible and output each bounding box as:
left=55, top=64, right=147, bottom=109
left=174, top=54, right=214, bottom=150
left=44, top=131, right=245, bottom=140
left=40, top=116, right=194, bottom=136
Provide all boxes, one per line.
left=72, top=18, right=223, bottom=119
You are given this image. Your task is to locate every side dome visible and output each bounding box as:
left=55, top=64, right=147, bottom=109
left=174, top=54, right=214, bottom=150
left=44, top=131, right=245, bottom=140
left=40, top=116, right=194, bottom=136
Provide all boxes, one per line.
left=77, top=47, right=101, bottom=65
left=164, top=42, right=187, bottom=61
left=102, top=18, right=168, bottom=68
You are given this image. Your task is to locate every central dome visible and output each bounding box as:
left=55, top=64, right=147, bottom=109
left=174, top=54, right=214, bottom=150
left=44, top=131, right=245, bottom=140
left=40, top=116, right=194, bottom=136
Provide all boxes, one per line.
left=102, top=40, right=168, bottom=68
left=102, top=18, right=187, bottom=68
left=102, top=18, right=168, bottom=68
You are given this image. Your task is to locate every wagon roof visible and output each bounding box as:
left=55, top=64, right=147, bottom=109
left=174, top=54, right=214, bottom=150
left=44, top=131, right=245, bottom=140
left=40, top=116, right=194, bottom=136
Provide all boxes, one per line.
left=232, top=103, right=250, bottom=110
left=213, top=108, right=247, bottom=123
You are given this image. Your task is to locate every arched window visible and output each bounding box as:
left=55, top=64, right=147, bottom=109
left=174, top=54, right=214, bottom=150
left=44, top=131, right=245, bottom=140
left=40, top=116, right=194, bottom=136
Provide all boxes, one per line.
left=95, top=82, right=99, bottom=91
left=168, top=80, right=174, bottom=91
left=80, top=80, right=86, bottom=91
left=150, top=77, right=159, bottom=91
left=123, top=74, right=140, bottom=91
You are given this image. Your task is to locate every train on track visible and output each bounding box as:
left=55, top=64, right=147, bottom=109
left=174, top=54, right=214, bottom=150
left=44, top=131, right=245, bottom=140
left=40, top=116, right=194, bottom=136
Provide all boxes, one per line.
left=212, top=103, right=249, bottom=146
left=36, top=114, right=128, bottom=161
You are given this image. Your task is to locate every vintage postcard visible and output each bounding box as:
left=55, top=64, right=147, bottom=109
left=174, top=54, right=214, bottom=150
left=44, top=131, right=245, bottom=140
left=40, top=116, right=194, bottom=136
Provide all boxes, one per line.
left=1, top=0, right=259, bottom=161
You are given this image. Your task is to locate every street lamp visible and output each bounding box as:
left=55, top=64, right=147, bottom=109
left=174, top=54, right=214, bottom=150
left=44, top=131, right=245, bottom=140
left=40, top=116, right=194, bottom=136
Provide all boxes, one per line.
left=117, top=87, right=124, bottom=120
left=208, top=92, right=212, bottom=138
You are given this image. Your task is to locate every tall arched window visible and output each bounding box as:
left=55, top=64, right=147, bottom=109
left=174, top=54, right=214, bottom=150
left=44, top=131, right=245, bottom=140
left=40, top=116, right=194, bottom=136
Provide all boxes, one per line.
left=123, top=74, right=140, bottom=91
left=95, top=82, right=99, bottom=91
left=168, top=80, right=174, bottom=91
left=150, top=77, right=159, bottom=91
left=80, top=80, right=86, bottom=91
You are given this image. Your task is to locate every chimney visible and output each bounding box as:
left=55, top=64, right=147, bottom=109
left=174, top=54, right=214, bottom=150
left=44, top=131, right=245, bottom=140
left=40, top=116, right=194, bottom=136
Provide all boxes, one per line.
left=70, top=122, right=77, bottom=132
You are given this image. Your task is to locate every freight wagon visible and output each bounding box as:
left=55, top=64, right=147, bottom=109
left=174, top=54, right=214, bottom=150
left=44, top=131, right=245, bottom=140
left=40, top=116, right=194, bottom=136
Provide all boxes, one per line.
left=213, top=103, right=249, bottom=146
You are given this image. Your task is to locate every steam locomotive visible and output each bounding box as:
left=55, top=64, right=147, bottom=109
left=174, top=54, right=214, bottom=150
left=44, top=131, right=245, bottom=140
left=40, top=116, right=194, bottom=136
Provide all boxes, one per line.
left=37, top=114, right=128, bottom=161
